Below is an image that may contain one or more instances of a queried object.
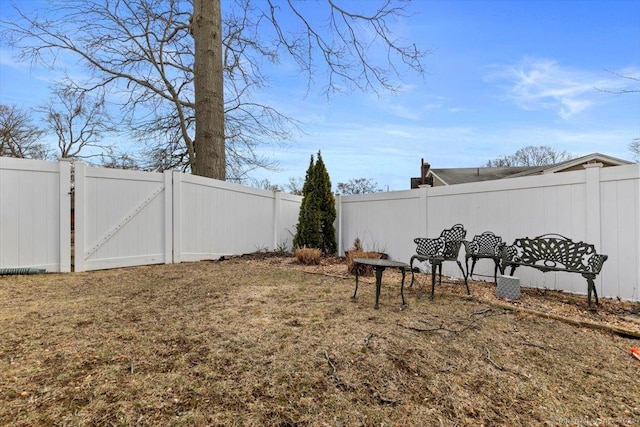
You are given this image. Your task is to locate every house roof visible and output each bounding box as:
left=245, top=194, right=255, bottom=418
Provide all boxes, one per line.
left=422, top=153, right=633, bottom=186
left=429, top=166, right=535, bottom=185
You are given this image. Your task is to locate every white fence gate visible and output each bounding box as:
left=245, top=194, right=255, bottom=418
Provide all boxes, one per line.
left=0, top=157, right=70, bottom=272
left=74, top=163, right=173, bottom=272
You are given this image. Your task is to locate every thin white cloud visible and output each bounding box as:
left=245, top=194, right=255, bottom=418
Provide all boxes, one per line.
left=0, top=49, right=18, bottom=67
left=388, top=104, right=423, bottom=120
left=385, top=129, right=418, bottom=139
left=488, top=57, right=640, bottom=120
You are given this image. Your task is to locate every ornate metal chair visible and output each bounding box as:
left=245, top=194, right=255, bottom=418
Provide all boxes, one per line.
left=463, top=231, right=505, bottom=284
left=410, top=224, right=470, bottom=299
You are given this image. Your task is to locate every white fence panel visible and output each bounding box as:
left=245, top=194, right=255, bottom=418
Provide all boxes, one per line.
left=0, top=157, right=70, bottom=272
left=338, top=190, right=425, bottom=264
left=174, top=173, right=301, bottom=262
left=339, top=165, right=639, bottom=301
left=276, top=192, right=303, bottom=251
left=599, top=164, right=640, bottom=300
left=74, top=163, right=172, bottom=272
left=424, top=171, right=590, bottom=289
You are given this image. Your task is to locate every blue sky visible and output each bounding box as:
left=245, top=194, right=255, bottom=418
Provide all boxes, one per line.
left=1, top=0, right=639, bottom=191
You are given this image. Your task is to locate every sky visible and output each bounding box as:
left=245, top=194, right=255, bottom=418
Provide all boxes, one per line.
left=1, top=0, right=639, bottom=192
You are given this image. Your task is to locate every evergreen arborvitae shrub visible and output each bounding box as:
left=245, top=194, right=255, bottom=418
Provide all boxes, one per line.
left=293, top=151, right=337, bottom=255
left=293, top=155, right=322, bottom=250
left=313, top=151, right=337, bottom=254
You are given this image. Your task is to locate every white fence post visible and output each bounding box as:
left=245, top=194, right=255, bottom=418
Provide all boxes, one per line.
left=172, top=170, right=182, bottom=264
left=164, top=170, right=174, bottom=264
left=59, top=160, right=72, bottom=272
left=336, top=194, right=343, bottom=255
left=419, top=187, right=428, bottom=237
left=272, top=191, right=281, bottom=250
left=584, top=163, right=603, bottom=250
left=73, top=162, right=86, bottom=272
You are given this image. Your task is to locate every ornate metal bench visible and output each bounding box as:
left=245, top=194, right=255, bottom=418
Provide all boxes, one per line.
left=500, top=234, right=608, bottom=307
left=410, top=224, right=470, bottom=299
left=464, top=231, right=505, bottom=284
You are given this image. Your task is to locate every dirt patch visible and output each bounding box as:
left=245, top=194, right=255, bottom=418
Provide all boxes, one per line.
left=1, top=255, right=639, bottom=426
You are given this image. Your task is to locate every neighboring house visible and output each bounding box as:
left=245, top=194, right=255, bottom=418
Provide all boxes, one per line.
left=410, top=153, right=633, bottom=188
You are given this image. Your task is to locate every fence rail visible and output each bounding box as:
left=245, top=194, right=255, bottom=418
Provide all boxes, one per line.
left=1, top=158, right=638, bottom=301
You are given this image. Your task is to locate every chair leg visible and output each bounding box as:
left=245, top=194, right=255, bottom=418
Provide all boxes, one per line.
left=430, top=262, right=437, bottom=300
left=409, top=256, right=417, bottom=287
left=438, top=263, right=443, bottom=285
left=456, top=260, right=470, bottom=295
left=469, top=257, right=478, bottom=279
left=493, top=260, right=500, bottom=284
left=585, top=275, right=599, bottom=307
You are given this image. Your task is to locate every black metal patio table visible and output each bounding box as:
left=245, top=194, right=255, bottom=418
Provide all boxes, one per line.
left=351, top=258, right=409, bottom=309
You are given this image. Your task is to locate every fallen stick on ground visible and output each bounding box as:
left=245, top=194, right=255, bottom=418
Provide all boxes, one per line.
left=473, top=296, right=640, bottom=340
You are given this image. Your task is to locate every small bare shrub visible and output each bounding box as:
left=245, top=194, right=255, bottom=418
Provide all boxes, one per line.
left=344, top=237, right=388, bottom=276
left=295, top=247, right=321, bottom=265
left=345, top=250, right=386, bottom=276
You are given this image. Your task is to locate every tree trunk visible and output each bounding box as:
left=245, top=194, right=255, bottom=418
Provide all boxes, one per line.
left=192, top=0, right=225, bottom=179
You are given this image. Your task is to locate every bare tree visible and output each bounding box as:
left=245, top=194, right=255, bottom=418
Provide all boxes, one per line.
left=285, top=177, right=304, bottom=195
left=485, top=146, right=575, bottom=167
left=2, top=0, right=426, bottom=179
left=37, top=85, right=113, bottom=160
left=251, top=178, right=283, bottom=192
left=336, top=178, right=381, bottom=195
left=0, top=104, right=49, bottom=159
left=98, top=151, right=141, bottom=170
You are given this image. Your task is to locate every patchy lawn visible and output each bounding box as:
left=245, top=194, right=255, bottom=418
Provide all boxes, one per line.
left=1, top=256, right=639, bottom=426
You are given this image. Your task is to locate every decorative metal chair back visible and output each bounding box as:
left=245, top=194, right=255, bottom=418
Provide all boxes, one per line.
left=414, top=224, right=466, bottom=259
left=440, top=224, right=467, bottom=259
left=414, top=236, right=444, bottom=257
left=510, top=234, right=605, bottom=274
left=468, top=231, right=504, bottom=256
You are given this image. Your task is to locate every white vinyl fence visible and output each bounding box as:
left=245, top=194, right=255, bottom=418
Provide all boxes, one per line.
left=337, top=163, right=640, bottom=301
left=1, top=158, right=639, bottom=301
left=0, top=157, right=71, bottom=272
left=73, top=164, right=302, bottom=271
left=173, top=173, right=300, bottom=262
left=74, top=163, right=173, bottom=272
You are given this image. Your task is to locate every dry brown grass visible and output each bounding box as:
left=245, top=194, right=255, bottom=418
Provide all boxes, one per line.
left=1, top=256, right=640, bottom=426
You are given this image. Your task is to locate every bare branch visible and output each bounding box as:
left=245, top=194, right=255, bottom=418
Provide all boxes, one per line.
left=2, top=0, right=428, bottom=177
left=598, top=69, right=640, bottom=94
left=264, top=0, right=428, bottom=96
